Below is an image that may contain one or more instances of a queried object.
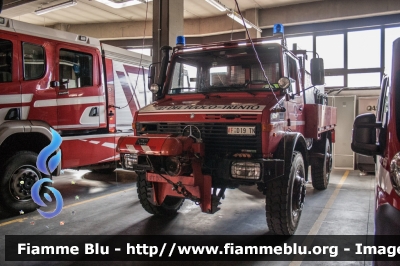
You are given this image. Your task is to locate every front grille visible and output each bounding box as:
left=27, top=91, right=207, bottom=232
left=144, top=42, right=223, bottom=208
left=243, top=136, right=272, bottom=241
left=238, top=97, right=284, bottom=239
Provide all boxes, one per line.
left=140, top=123, right=262, bottom=155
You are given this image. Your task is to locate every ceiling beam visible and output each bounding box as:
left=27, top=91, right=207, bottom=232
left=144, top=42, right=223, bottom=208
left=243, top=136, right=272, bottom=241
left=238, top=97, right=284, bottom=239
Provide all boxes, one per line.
left=60, top=0, right=400, bottom=41
left=3, top=0, right=36, bottom=10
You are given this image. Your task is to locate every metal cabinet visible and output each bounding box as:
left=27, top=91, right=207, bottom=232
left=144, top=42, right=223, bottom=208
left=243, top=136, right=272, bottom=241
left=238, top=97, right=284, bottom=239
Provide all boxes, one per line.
left=329, top=96, right=356, bottom=170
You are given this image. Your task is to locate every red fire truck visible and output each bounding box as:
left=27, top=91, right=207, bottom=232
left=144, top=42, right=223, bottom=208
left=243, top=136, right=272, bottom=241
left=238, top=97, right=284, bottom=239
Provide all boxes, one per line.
left=0, top=17, right=151, bottom=214
left=352, top=37, right=400, bottom=237
left=117, top=26, right=337, bottom=235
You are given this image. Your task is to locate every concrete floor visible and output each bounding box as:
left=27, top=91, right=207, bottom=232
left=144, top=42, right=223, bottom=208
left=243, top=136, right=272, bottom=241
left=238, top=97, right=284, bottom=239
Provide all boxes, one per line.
left=0, top=168, right=375, bottom=265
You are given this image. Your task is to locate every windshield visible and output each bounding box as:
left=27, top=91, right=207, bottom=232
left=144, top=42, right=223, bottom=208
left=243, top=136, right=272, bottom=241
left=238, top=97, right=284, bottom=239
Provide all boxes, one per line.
left=167, top=45, right=282, bottom=95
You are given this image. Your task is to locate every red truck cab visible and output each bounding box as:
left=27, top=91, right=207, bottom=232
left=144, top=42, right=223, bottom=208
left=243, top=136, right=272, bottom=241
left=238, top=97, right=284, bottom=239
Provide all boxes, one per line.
left=352, top=37, right=400, bottom=235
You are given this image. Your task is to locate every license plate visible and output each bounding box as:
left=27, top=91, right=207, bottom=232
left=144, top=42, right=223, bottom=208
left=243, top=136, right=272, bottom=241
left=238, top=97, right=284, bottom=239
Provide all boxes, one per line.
left=227, top=126, right=255, bottom=136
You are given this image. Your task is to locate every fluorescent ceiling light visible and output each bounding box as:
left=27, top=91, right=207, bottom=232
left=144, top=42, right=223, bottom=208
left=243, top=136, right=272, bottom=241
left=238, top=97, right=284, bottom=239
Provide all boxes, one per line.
left=227, top=11, right=262, bottom=33
left=95, top=0, right=151, bottom=9
left=35, top=0, right=77, bottom=15
left=205, top=0, right=226, bottom=12
left=227, top=11, right=251, bottom=28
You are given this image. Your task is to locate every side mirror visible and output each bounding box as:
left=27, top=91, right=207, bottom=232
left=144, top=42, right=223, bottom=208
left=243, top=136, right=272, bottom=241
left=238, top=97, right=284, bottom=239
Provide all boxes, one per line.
left=278, top=77, right=290, bottom=89
left=310, top=58, right=325, bottom=86
left=351, top=113, right=381, bottom=156
left=150, top=84, right=159, bottom=94
left=148, top=65, right=155, bottom=90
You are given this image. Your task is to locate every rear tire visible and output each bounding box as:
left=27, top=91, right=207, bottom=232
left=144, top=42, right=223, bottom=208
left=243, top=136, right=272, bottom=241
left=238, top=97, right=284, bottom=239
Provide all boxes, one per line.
left=311, top=138, right=332, bottom=190
left=137, top=172, right=184, bottom=216
left=0, top=151, right=49, bottom=214
left=266, top=152, right=306, bottom=235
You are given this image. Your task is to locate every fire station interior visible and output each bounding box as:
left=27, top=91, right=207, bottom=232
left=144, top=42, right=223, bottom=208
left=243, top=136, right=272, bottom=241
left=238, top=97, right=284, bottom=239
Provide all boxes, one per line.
left=1, top=0, right=400, bottom=265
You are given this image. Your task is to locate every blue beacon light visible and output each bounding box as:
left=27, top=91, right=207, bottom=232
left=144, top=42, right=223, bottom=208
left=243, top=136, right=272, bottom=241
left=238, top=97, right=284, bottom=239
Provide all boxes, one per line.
left=176, top=36, right=186, bottom=46
left=273, top=24, right=284, bottom=35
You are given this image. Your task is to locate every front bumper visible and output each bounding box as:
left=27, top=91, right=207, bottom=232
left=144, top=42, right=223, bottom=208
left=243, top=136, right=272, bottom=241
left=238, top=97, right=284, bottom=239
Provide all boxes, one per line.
left=375, top=202, right=400, bottom=235
left=120, top=153, right=284, bottom=183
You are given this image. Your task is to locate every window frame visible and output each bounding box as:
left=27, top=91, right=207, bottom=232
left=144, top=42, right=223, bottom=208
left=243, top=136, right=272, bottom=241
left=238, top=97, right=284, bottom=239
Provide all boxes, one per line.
left=58, top=48, right=94, bottom=89
left=0, top=38, right=13, bottom=83
left=22, top=42, right=46, bottom=81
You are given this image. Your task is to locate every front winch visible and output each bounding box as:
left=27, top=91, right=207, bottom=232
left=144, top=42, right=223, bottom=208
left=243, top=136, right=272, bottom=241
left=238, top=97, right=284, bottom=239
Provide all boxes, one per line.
left=117, top=126, right=220, bottom=214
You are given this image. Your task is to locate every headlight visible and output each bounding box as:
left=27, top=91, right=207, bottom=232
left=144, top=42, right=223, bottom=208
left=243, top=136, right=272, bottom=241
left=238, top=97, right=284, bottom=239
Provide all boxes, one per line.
left=270, top=113, right=279, bottom=122
left=390, top=152, right=400, bottom=195
left=270, top=111, right=285, bottom=122
left=231, top=161, right=261, bottom=180
left=123, top=154, right=138, bottom=169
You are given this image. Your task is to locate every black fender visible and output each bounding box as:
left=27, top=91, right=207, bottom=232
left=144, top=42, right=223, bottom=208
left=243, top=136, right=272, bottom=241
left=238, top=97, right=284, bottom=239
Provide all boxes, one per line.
left=274, top=132, right=309, bottom=181
left=0, top=120, right=61, bottom=176
left=310, top=131, right=331, bottom=153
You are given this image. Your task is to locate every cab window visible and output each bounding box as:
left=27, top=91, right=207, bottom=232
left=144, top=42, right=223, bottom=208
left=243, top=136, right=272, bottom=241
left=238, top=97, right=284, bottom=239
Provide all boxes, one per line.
left=0, top=39, right=12, bottom=82
left=59, top=49, right=93, bottom=89
left=23, top=42, right=45, bottom=80
left=170, top=62, right=197, bottom=94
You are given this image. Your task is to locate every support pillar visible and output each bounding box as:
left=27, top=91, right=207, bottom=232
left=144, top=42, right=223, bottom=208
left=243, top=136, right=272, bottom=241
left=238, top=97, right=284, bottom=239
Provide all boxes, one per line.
left=152, top=0, right=184, bottom=80
left=245, top=8, right=261, bottom=39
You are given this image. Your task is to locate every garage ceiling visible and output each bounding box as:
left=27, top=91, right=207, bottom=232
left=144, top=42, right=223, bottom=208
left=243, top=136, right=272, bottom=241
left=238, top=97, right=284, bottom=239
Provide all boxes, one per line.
left=1, top=0, right=321, bottom=26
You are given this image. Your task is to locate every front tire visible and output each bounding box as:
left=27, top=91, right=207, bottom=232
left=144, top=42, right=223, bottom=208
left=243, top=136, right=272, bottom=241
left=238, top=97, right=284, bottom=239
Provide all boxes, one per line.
left=311, top=137, right=332, bottom=190
left=266, top=152, right=306, bottom=235
left=137, top=172, right=184, bottom=216
left=0, top=151, right=48, bottom=214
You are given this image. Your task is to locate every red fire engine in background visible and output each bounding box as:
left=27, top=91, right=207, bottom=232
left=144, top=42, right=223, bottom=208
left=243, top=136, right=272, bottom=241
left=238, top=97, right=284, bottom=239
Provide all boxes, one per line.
left=0, top=17, right=151, bottom=214
left=117, top=25, right=337, bottom=235
left=352, top=37, right=400, bottom=239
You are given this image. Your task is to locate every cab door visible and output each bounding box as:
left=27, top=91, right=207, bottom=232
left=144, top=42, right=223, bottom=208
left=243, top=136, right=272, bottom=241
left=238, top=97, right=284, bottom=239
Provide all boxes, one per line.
left=18, top=35, right=57, bottom=125
left=375, top=76, right=390, bottom=190
left=285, top=53, right=304, bottom=131
left=53, top=44, right=105, bottom=132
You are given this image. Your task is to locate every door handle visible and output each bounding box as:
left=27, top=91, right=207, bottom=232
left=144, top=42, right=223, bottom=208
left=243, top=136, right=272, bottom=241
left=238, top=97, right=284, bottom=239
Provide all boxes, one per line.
left=89, top=107, right=98, bottom=117
left=50, top=80, right=60, bottom=87
left=58, top=91, right=69, bottom=95
left=5, top=108, right=20, bottom=120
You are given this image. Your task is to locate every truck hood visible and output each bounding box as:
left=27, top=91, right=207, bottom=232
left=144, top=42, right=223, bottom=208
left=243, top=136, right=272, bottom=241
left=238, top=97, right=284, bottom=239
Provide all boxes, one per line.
left=139, top=95, right=281, bottom=114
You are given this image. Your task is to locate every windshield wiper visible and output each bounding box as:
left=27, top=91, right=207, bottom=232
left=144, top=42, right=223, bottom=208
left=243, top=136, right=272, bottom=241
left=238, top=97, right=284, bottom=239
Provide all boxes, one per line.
left=230, top=83, right=247, bottom=88
left=201, top=84, right=262, bottom=96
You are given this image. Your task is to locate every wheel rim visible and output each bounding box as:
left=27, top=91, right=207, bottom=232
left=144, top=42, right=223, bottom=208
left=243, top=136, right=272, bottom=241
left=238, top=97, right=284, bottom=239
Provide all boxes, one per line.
left=292, top=168, right=306, bottom=222
left=9, top=165, right=41, bottom=201
left=325, top=143, right=333, bottom=180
